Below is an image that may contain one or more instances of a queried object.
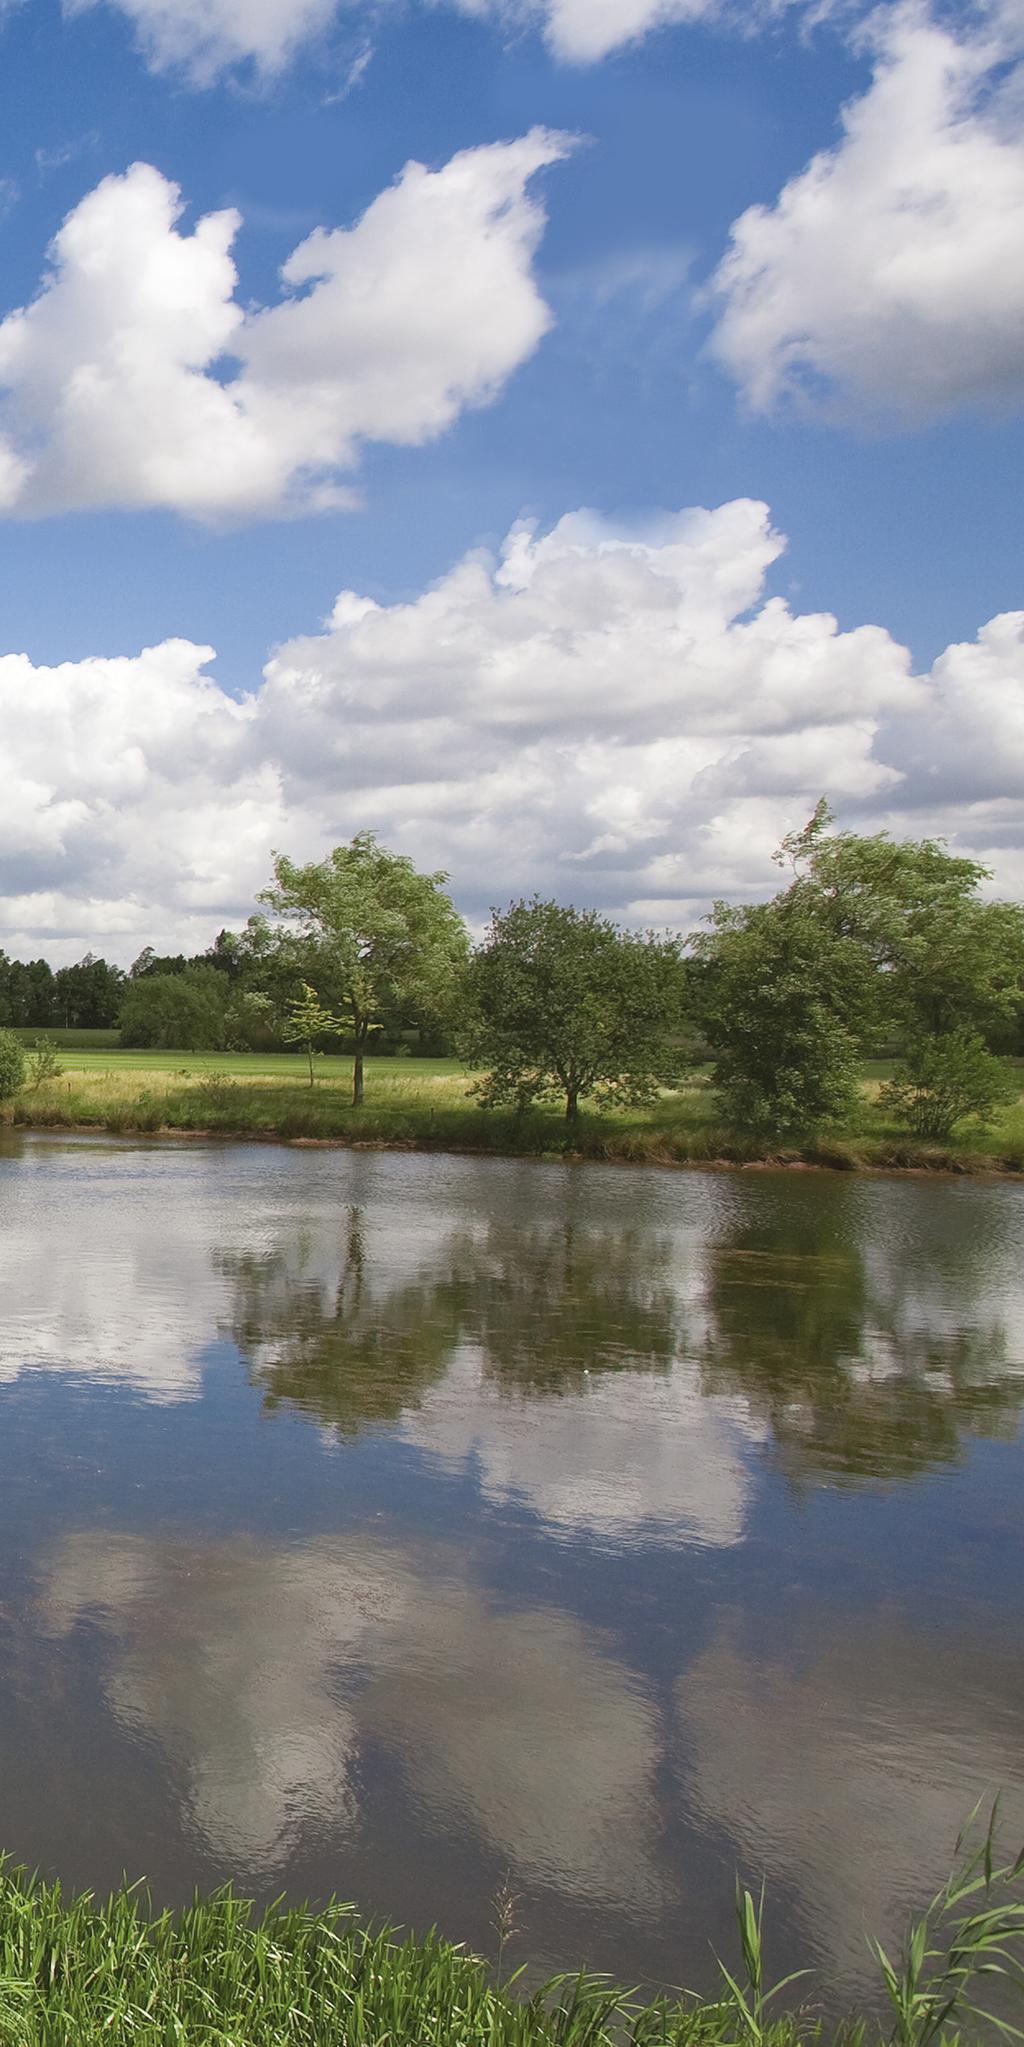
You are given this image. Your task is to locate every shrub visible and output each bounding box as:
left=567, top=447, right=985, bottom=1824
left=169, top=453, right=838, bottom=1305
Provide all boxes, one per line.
left=879, top=1029, right=1018, bottom=1141
left=693, top=897, right=867, bottom=1139
left=713, top=1011, right=861, bottom=1140
left=0, top=1028, right=26, bottom=1098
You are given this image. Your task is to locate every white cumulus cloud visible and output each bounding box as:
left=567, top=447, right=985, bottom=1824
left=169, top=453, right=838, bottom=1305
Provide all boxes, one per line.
left=709, top=5, right=1024, bottom=418
left=65, top=0, right=343, bottom=83
left=0, top=136, right=569, bottom=519
left=490, top=0, right=827, bottom=64
left=69, top=0, right=826, bottom=78
left=453, top=0, right=726, bottom=64
left=0, top=499, right=1021, bottom=962
left=254, top=496, right=930, bottom=919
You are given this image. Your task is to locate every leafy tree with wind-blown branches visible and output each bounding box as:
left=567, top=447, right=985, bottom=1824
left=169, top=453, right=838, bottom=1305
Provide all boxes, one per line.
left=261, top=835, right=470, bottom=1107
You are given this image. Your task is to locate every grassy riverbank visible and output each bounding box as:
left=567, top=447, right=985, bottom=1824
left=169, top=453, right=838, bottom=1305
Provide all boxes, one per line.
left=4, top=1046, right=1024, bottom=1172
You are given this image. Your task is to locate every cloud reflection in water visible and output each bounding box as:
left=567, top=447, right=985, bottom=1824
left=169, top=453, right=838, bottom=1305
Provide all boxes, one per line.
left=42, top=1529, right=665, bottom=1908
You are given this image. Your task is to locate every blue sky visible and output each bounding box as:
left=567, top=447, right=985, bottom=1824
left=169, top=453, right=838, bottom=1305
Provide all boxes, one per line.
left=0, top=0, right=1021, bottom=957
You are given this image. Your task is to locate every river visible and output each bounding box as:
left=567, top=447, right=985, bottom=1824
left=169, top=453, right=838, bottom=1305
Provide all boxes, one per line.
left=0, top=1133, right=1022, bottom=2009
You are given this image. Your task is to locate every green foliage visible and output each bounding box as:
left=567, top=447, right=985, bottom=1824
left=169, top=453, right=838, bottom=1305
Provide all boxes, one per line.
left=693, top=801, right=1024, bottom=1139
left=119, top=969, right=229, bottom=1050
left=0, top=1858, right=739, bottom=2047
left=692, top=891, right=869, bottom=1138
left=879, top=1030, right=1018, bottom=1141
left=0, top=954, right=56, bottom=1029
left=3, top=804, right=1023, bottom=1163
left=0, top=1809, right=1018, bottom=2045
left=128, top=945, right=190, bottom=980
left=282, top=982, right=350, bottom=1084
left=868, top=1799, right=1024, bottom=2047
left=0, top=1027, right=26, bottom=1098
left=779, top=800, right=1024, bottom=1045
left=462, top=898, right=685, bottom=1123
left=715, top=1883, right=809, bottom=2046
left=24, top=1036, right=64, bottom=1091
left=7, top=1049, right=1024, bottom=1169
left=261, top=833, right=470, bottom=1106
left=53, top=953, right=126, bottom=1028
left=220, top=987, right=276, bottom=1051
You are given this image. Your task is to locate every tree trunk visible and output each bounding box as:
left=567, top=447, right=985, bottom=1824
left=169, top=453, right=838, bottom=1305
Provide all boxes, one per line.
left=307, top=1039, right=315, bottom=1088
left=352, top=1025, right=365, bottom=1108
left=565, top=1082, right=579, bottom=1123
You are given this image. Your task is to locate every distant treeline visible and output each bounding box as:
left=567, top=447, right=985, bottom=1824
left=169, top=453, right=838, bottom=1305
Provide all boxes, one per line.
left=0, top=951, right=127, bottom=1031
left=0, top=933, right=451, bottom=1053
left=0, top=940, right=258, bottom=1035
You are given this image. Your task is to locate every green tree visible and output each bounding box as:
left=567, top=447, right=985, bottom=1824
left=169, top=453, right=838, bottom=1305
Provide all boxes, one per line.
left=691, top=888, right=873, bottom=1138
left=200, top=929, right=247, bottom=982
left=53, top=954, right=125, bottom=1029
left=0, top=957, right=55, bottom=1028
left=778, top=800, right=1024, bottom=1045
left=462, top=897, right=685, bottom=1125
left=0, top=1028, right=25, bottom=1098
left=693, top=802, right=1024, bottom=1139
left=129, top=946, right=189, bottom=980
left=260, top=834, right=470, bottom=1107
left=221, top=988, right=277, bottom=1052
left=119, top=969, right=229, bottom=1050
left=204, top=917, right=303, bottom=1049
left=282, top=983, right=349, bottom=1086
left=879, top=1029, right=1017, bottom=1141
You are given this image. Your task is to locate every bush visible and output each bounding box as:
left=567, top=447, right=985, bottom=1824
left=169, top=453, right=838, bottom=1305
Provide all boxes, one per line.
left=693, top=896, right=868, bottom=1139
left=711, top=1003, right=861, bottom=1139
left=879, top=1029, right=1018, bottom=1140
left=0, top=1027, right=26, bottom=1098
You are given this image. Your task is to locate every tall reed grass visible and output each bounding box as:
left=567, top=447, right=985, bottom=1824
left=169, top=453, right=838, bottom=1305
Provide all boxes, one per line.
left=0, top=1808, right=1020, bottom=2045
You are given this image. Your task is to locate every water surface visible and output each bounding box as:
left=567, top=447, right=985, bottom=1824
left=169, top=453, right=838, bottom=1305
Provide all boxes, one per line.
left=0, top=1134, right=1022, bottom=2007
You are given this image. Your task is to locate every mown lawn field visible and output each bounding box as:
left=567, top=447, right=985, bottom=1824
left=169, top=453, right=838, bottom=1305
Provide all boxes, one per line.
left=22, top=1044, right=466, bottom=1081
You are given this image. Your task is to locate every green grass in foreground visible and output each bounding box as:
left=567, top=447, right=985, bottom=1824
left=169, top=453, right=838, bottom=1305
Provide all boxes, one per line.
left=0, top=1809, right=1021, bottom=2046
left=0, top=1865, right=730, bottom=2047
left=5, top=1051, right=1024, bottom=1173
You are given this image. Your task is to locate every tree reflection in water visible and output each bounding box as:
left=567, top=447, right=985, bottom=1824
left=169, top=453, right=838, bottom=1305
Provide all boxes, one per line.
left=218, top=1179, right=1024, bottom=1486
left=218, top=1208, right=462, bottom=1432
left=219, top=1206, right=682, bottom=1431
left=701, top=1191, right=1023, bottom=1481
